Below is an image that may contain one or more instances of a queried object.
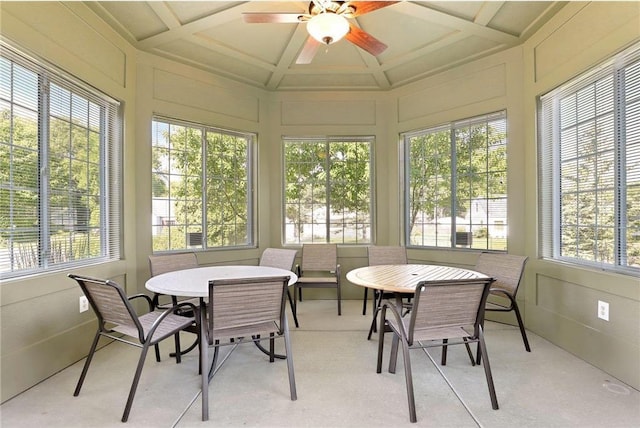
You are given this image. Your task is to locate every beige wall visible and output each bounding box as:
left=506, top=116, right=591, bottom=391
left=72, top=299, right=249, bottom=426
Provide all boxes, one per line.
left=1, top=1, right=638, bottom=403
left=522, top=1, right=640, bottom=390
left=0, top=2, right=138, bottom=402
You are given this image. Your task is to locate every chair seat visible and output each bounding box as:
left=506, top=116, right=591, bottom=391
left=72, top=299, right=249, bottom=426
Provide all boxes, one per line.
left=112, top=311, right=195, bottom=343
left=210, top=320, right=280, bottom=342
left=388, top=317, right=474, bottom=342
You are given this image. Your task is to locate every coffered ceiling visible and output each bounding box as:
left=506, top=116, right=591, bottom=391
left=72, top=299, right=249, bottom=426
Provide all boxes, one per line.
left=86, top=1, right=567, bottom=91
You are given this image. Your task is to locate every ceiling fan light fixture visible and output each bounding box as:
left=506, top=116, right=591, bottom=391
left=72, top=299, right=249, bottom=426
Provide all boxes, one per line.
left=307, top=12, right=349, bottom=45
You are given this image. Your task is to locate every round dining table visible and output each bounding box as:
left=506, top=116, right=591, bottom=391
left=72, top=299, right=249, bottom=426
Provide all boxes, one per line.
left=145, top=265, right=298, bottom=297
left=145, top=264, right=298, bottom=361
left=346, top=263, right=490, bottom=294
left=347, top=263, right=492, bottom=339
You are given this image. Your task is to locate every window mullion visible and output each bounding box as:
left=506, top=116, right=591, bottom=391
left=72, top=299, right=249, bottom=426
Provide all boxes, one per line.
left=449, top=127, right=457, bottom=247
left=614, top=67, right=627, bottom=266
left=39, top=76, right=50, bottom=269
left=325, top=141, right=331, bottom=242
left=201, top=129, right=207, bottom=250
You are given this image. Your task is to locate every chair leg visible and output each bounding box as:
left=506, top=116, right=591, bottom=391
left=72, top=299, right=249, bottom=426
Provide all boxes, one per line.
left=200, top=314, right=209, bottom=421
left=362, top=287, right=369, bottom=315
left=512, top=301, right=531, bottom=352
left=367, top=291, right=385, bottom=340
left=172, top=333, right=182, bottom=364
left=400, top=337, right=417, bottom=423
left=154, top=343, right=161, bottom=362
left=269, top=333, right=275, bottom=363
left=389, top=333, right=400, bottom=374
left=463, top=337, right=476, bottom=366
left=171, top=334, right=199, bottom=359
left=376, top=306, right=387, bottom=373
left=283, top=317, right=298, bottom=401
left=293, top=286, right=299, bottom=324
left=478, top=326, right=499, bottom=410
left=74, top=331, right=101, bottom=396
left=337, top=283, right=341, bottom=316
left=287, top=289, right=299, bottom=328
left=122, top=343, right=151, bottom=422
left=441, top=339, right=448, bottom=365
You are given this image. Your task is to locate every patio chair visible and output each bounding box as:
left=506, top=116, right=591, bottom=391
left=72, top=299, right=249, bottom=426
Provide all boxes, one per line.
left=365, top=246, right=410, bottom=339
left=68, top=273, right=197, bottom=423
left=294, top=243, right=341, bottom=316
left=259, top=248, right=299, bottom=327
left=148, top=252, right=199, bottom=361
left=474, top=252, right=530, bottom=363
left=200, top=275, right=297, bottom=421
left=376, top=277, right=498, bottom=423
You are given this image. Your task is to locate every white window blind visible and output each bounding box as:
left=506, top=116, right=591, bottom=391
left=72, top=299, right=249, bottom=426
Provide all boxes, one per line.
left=0, top=43, right=122, bottom=279
left=539, top=43, right=640, bottom=274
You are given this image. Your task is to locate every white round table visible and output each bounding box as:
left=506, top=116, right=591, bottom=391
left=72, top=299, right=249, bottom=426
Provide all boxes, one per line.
left=145, top=265, right=298, bottom=297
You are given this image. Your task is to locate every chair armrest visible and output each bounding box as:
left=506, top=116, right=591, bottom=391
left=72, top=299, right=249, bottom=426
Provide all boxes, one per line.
left=489, top=287, right=514, bottom=300
left=146, top=301, right=199, bottom=341
left=128, top=293, right=155, bottom=312
left=381, top=300, right=408, bottom=342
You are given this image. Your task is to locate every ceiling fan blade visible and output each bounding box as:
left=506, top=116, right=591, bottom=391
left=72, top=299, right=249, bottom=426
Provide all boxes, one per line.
left=296, top=36, right=322, bottom=64
left=345, top=25, right=388, bottom=57
left=242, top=13, right=303, bottom=24
left=346, top=1, right=398, bottom=18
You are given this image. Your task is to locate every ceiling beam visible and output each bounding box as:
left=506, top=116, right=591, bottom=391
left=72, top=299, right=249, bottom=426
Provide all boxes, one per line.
left=266, top=25, right=311, bottom=90
left=136, top=2, right=252, bottom=50
left=396, top=2, right=519, bottom=46
left=474, top=1, right=504, bottom=26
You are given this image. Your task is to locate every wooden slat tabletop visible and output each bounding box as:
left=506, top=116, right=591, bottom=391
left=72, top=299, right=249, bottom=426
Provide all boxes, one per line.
left=346, top=264, right=490, bottom=293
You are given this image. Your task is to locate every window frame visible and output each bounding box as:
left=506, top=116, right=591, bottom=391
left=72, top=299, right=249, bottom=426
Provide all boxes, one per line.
left=538, top=43, right=640, bottom=275
left=402, top=111, right=508, bottom=251
left=150, top=116, right=256, bottom=253
left=0, top=43, right=122, bottom=280
left=282, top=136, right=374, bottom=245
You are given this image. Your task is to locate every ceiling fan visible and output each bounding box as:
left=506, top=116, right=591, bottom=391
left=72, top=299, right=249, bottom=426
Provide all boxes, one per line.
left=242, top=1, right=397, bottom=64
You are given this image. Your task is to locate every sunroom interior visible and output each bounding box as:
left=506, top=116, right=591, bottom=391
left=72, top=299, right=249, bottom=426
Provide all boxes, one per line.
left=0, top=1, right=639, bottom=424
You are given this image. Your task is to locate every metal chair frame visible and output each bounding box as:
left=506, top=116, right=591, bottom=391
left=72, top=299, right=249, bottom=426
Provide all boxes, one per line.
left=200, top=275, right=297, bottom=421
left=376, top=278, right=498, bottom=423
left=259, top=248, right=300, bottom=328
left=69, top=273, right=197, bottom=423
left=294, top=244, right=341, bottom=316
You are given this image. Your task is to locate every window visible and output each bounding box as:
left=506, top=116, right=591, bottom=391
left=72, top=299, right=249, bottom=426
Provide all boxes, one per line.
left=404, top=111, right=507, bottom=250
left=539, top=43, right=640, bottom=274
left=151, top=118, right=255, bottom=251
left=283, top=137, right=373, bottom=244
left=0, top=44, right=121, bottom=279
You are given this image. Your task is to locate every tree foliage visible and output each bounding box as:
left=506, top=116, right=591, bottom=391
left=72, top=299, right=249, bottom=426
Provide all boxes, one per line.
left=283, top=139, right=371, bottom=243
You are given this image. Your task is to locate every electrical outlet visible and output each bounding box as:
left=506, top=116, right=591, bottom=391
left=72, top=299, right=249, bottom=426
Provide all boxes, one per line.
left=79, top=296, right=89, bottom=313
left=597, top=300, right=609, bottom=321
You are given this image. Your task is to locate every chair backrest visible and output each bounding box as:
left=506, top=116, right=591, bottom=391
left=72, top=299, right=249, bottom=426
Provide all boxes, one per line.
left=206, top=276, right=290, bottom=343
left=68, top=273, right=144, bottom=342
left=367, top=246, right=408, bottom=266
left=474, top=252, right=528, bottom=296
left=149, top=252, right=198, bottom=277
left=300, top=244, right=337, bottom=272
left=408, top=278, right=492, bottom=344
left=259, top=248, right=298, bottom=271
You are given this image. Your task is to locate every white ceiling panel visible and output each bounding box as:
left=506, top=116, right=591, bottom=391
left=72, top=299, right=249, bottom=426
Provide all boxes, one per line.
left=87, top=1, right=568, bottom=91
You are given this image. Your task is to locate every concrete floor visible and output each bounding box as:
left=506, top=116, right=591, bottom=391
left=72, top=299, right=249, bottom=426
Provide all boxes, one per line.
left=1, top=299, right=639, bottom=428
